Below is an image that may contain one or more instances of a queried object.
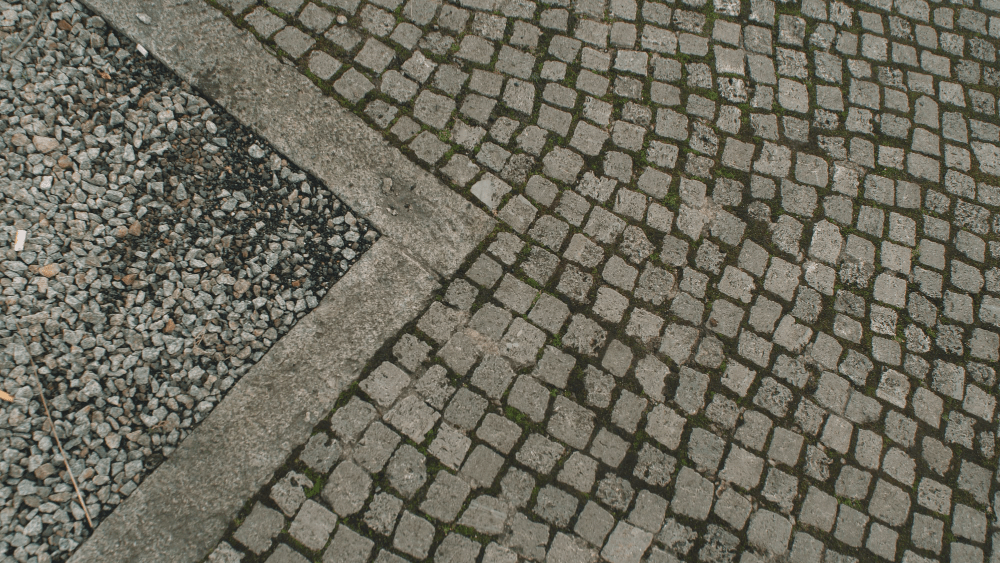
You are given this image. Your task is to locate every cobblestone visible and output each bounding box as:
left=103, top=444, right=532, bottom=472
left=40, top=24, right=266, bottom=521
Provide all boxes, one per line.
left=184, top=0, right=1000, bottom=559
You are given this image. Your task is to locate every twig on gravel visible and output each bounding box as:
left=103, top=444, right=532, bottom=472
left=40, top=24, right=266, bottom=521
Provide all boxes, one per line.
left=5, top=0, right=51, bottom=63
left=13, top=326, right=95, bottom=529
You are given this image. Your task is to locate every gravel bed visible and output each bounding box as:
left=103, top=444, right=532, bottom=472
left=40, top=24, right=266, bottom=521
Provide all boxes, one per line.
left=0, top=1, right=377, bottom=560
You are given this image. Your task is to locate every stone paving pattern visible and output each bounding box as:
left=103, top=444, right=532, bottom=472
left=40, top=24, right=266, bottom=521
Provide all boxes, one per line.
left=201, top=0, right=1000, bottom=560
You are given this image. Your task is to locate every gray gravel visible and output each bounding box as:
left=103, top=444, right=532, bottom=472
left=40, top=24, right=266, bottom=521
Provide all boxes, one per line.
left=0, top=1, right=376, bottom=560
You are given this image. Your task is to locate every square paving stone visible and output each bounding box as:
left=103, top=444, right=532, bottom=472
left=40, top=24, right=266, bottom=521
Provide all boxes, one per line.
left=499, top=318, right=546, bottom=368
left=675, top=367, right=709, bottom=415
left=835, top=466, right=872, bottom=501
left=657, top=518, right=697, bottom=557
left=547, top=395, right=596, bottom=450
left=714, top=487, right=752, bottom=531
left=308, top=51, right=342, bottom=81
left=634, top=443, right=677, bottom=488
left=564, top=314, right=608, bottom=357
left=527, top=291, right=571, bottom=331
left=612, top=391, right=647, bottom=434
left=494, top=274, right=538, bottom=315
left=646, top=403, right=685, bottom=451
left=767, top=427, right=804, bottom=467
left=247, top=7, right=287, bottom=37
left=466, top=255, right=503, bottom=288
left=438, top=332, right=483, bottom=376
left=834, top=504, right=869, bottom=548
left=323, top=460, right=372, bottom=517
left=688, top=428, right=725, bottom=474
left=393, top=334, right=431, bottom=373
left=753, top=377, right=793, bottom=418
left=597, top=473, right=635, bottom=512
left=506, top=374, right=550, bottom=423
left=866, top=522, right=898, bottom=561
left=300, top=432, right=342, bottom=474
left=627, top=490, right=667, bottom=534
left=488, top=231, right=524, bottom=266
left=911, top=513, right=944, bottom=555
left=761, top=467, right=799, bottom=514
left=799, top=486, right=838, bottom=533
left=747, top=510, right=793, bottom=555
left=352, top=421, right=401, bottom=473
left=853, top=429, right=883, bottom=471
left=469, top=303, right=513, bottom=342
left=516, top=433, right=565, bottom=474
left=557, top=450, right=598, bottom=493
left=274, top=27, right=315, bottom=58
left=602, top=522, right=654, bottom=563
left=720, top=445, right=764, bottom=491
left=265, top=544, right=309, bottom=563
left=590, top=428, right=629, bottom=468
left=660, top=323, right=700, bottom=365
left=359, top=362, right=410, bottom=407
left=363, top=492, right=403, bottom=537
left=456, top=495, right=510, bottom=537
left=433, top=533, right=482, bottom=563
left=386, top=444, right=427, bottom=499
left=602, top=340, right=634, bottom=378
left=917, top=477, right=953, bottom=515
left=881, top=447, right=915, bottom=486
left=576, top=500, right=616, bottom=547
left=460, top=445, right=505, bottom=489
left=951, top=543, right=985, bottom=563
left=584, top=366, right=615, bottom=409
left=958, top=459, right=992, bottom=506
left=869, top=479, right=911, bottom=527
left=531, top=346, right=574, bottom=390
left=417, top=301, right=463, bottom=345
left=444, top=388, right=488, bottom=431
left=474, top=412, right=520, bottom=454
left=788, top=532, right=825, bottom=563
left=547, top=532, right=597, bottom=563
left=414, top=366, right=454, bottom=411
left=534, top=485, right=579, bottom=527
left=420, top=470, right=471, bottom=523
left=471, top=355, right=517, bottom=400
left=355, top=38, right=395, bottom=74
left=671, top=467, right=714, bottom=520
left=393, top=511, right=435, bottom=559
left=428, top=422, right=472, bottom=470
left=234, top=502, right=285, bottom=554
left=721, top=361, right=758, bottom=398
left=324, top=526, right=374, bottom=563
left=266, top=474, right=308, bottom=519
left=737, top=329, right=773, bottom=368
left=953, top=503, right=987, bottom=543
left=507, top=512, right=550, bottom=560
left=885, top=411, right=917, bottom=448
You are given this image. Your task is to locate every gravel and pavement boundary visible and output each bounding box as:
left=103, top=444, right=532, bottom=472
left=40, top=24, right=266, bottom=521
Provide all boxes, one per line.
left=63, top=0, right=494, bottom=561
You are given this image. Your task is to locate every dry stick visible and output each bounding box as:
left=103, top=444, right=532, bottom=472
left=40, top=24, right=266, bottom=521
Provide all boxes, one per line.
left=14, top=327, right=95, bottom=528
left=6, top=0, right=50, bottom=63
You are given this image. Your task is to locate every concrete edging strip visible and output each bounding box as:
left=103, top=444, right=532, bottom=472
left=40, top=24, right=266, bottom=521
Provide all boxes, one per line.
left=68, top=1, right=495, bottom=561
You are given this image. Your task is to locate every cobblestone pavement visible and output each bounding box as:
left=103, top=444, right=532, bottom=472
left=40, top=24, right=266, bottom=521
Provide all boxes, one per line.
left=199, top=0, right=1000, bottom=561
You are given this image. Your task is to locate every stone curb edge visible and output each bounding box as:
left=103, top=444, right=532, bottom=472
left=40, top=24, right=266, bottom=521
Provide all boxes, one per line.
left=66, top=0, right=495, bottom=561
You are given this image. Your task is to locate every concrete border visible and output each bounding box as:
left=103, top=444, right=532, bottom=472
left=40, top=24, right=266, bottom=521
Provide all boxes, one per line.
left=68, top=1, right=495, bottom=561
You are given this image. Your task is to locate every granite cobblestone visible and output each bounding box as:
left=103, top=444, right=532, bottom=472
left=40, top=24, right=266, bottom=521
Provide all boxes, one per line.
left=198, top=0, right=1000, bottom=560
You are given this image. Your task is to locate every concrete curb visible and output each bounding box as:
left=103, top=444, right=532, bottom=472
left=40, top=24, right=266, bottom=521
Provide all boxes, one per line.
left=68, top=1, right=495, bottom=561
left=83, top=0, right=491, bottom=279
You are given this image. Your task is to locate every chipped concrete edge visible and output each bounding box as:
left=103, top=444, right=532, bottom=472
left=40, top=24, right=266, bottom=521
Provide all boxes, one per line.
left=68, top=0, right=495, bottom=561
